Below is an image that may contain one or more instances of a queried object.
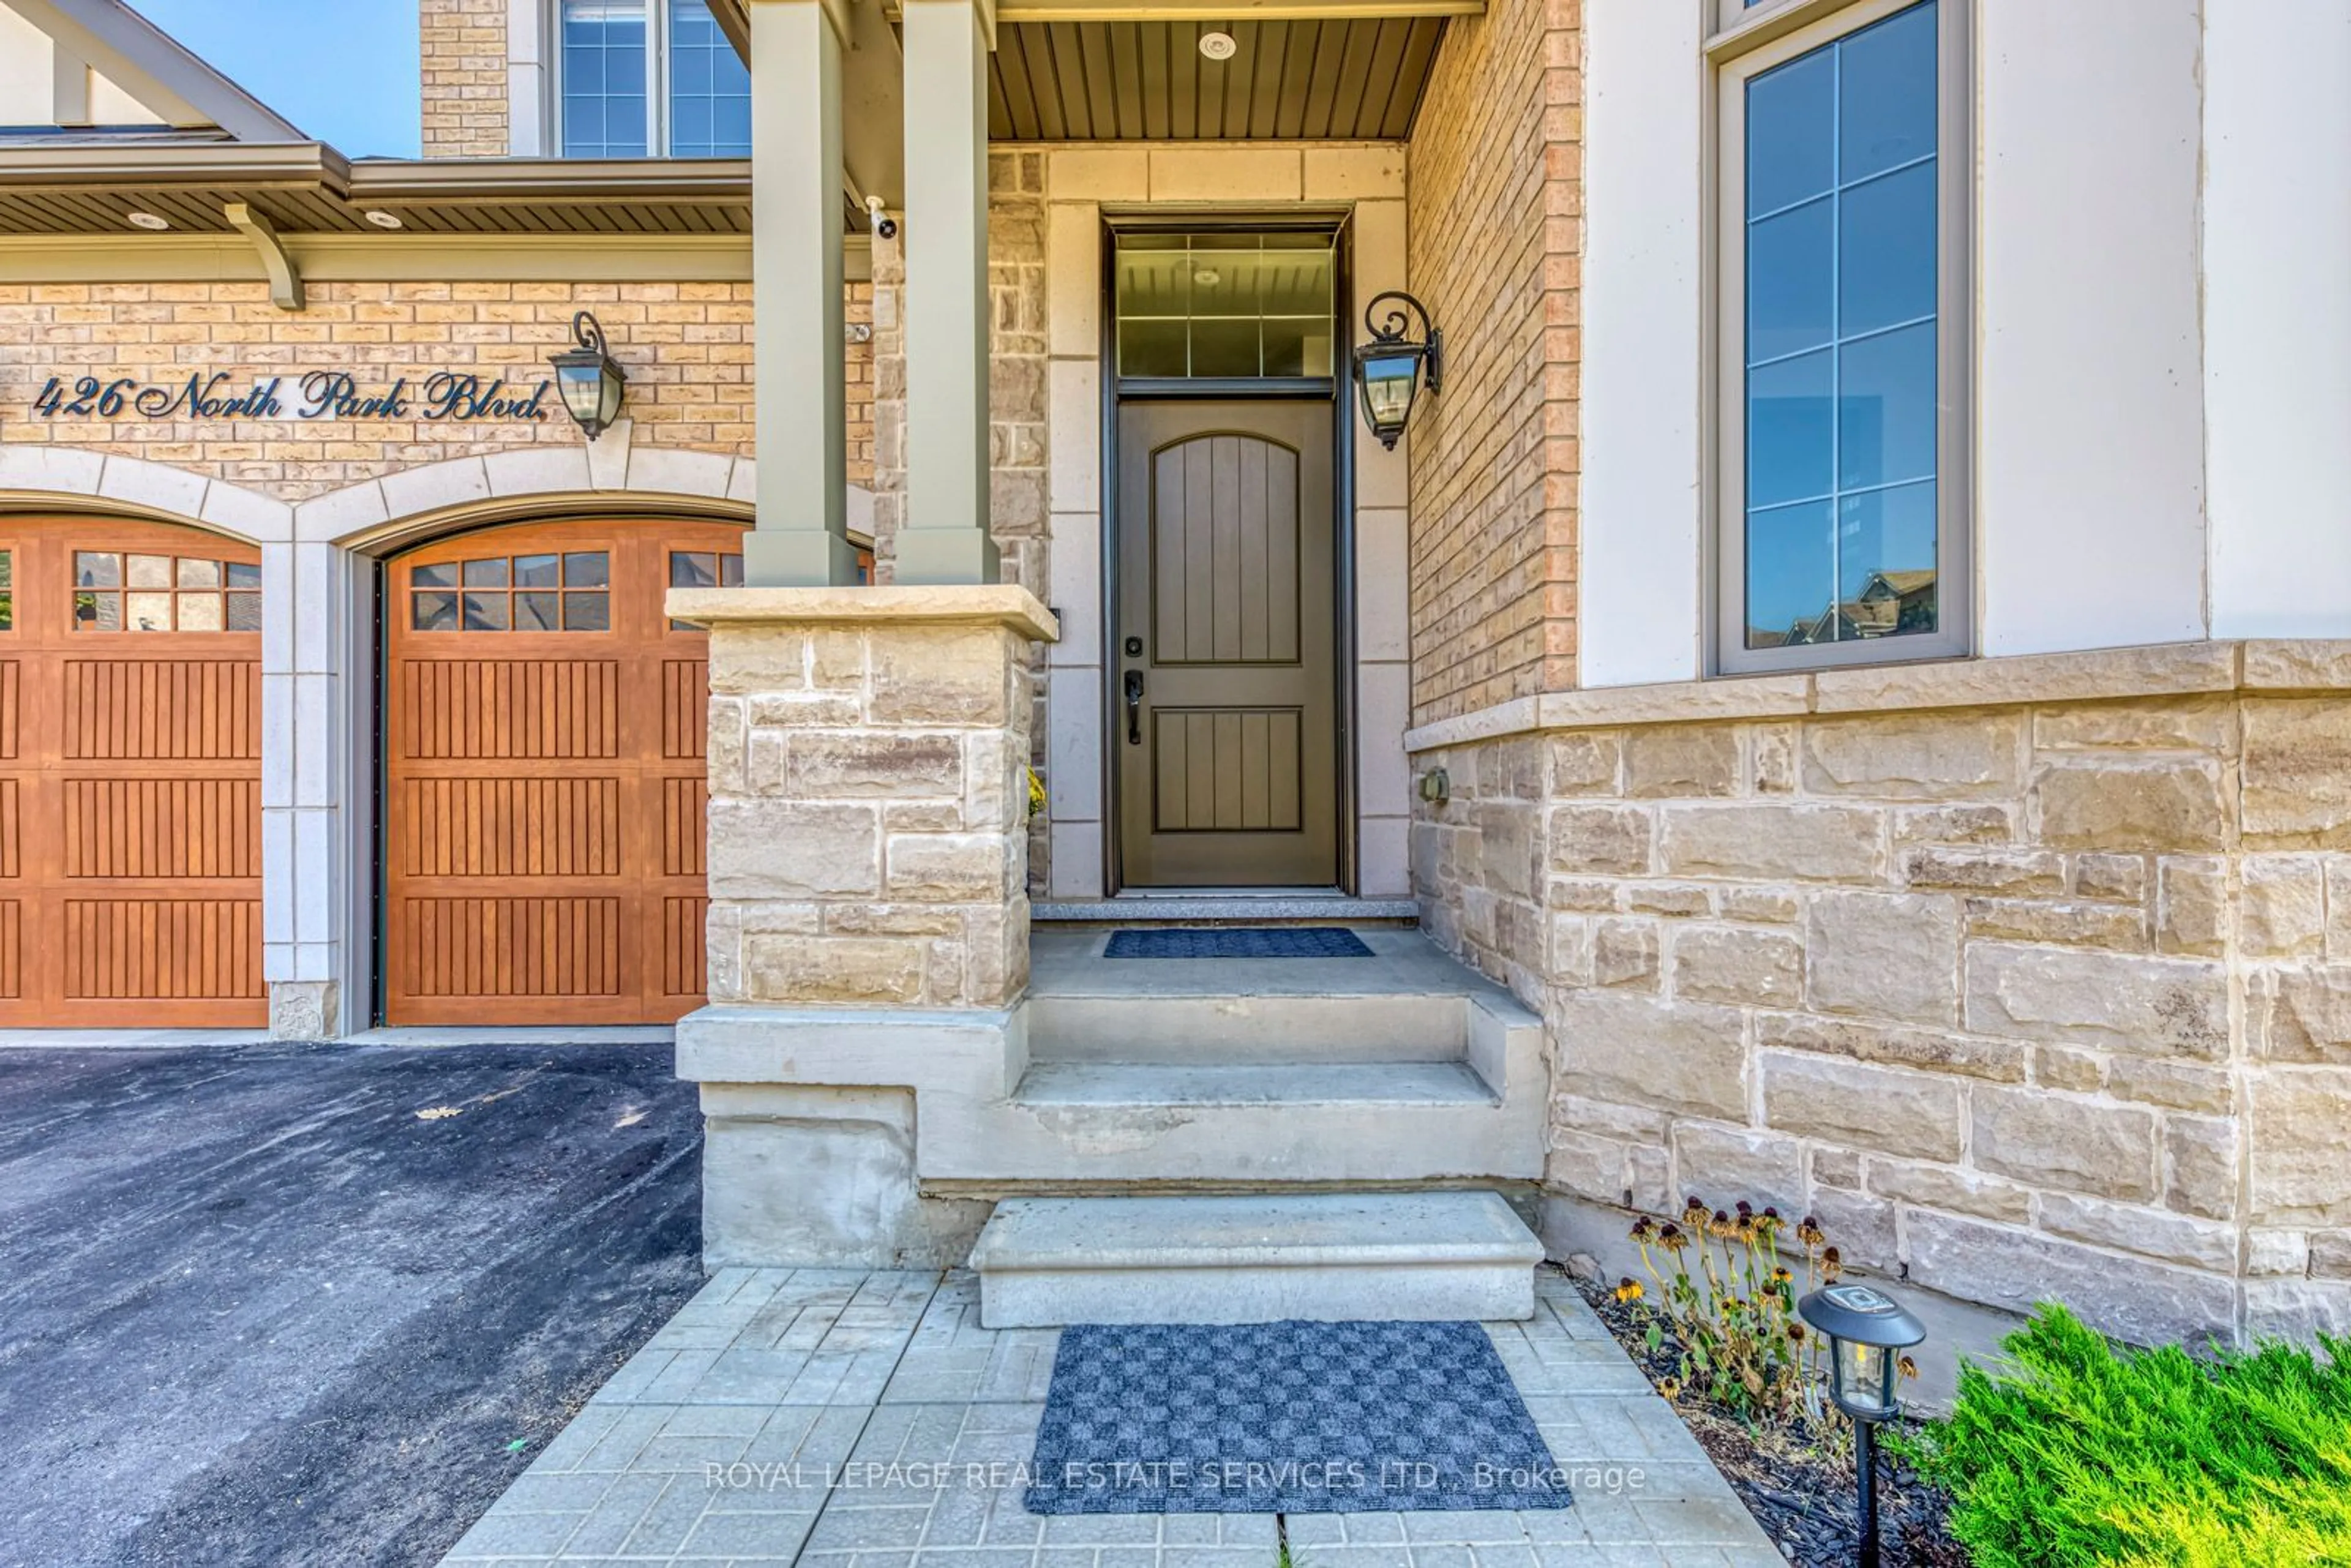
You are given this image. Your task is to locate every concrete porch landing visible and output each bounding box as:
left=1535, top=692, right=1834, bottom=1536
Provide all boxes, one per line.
left=438, top=1267, right=1782, bottom=1567
left=951, top=926, right=1545, bottom=1187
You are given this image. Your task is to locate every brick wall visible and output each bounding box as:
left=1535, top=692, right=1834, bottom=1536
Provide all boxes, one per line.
left=0, top=279, right=876, bottom=502
left=1403, top=0, right=1581, bottom=725
left=421, top=0, right=510, bottom=158
left=1413, top=651, right=2351, bottom=1347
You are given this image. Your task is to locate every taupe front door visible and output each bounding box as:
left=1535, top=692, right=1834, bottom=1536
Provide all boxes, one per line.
left=1114, top=400, right=1337, bottom=887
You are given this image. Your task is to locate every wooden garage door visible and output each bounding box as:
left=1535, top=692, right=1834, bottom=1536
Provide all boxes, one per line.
left=0, top=517, right=264, bottom=1026
left=383, top=519, right=746, bottom=1026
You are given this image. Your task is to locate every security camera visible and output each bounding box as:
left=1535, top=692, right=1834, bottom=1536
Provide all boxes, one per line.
left=866, top=195, right=898, bottom=240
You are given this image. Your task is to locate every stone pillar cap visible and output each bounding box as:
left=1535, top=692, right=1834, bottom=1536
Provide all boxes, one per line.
left=668, top=583, right=1059, bottom=642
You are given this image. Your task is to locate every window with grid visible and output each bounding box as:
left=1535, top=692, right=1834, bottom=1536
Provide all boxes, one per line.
left=1716, top=0, right=1967, bottom=672
left=409, top=552, right=612, bottom=632
left=1113, top=232, right=1338, bottom=381
left=667, top=548, right=741, bottom=628
left=73, top=550, right=260, bottom=632
left=560, top=0, right=749, bottom=159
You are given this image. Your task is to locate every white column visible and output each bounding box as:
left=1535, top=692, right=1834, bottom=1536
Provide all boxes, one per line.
left=744, top=0, right=861, bottom=585
left=261, top=538, right=350, bottom=1037
left=894, top=0, right=1000, bottom=585
left=2205, top=0, right=2351, bottom=639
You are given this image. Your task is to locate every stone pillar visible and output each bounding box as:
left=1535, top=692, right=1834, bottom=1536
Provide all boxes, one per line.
left=670, top=585, right=1057, bottom=1267
left=743, top=0, right=861, bottom=586
left=894, top=0, right=1000, bottom=585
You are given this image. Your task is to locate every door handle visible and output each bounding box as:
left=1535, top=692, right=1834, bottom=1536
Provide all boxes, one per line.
left=1123, top=670, right=1145, bottom=746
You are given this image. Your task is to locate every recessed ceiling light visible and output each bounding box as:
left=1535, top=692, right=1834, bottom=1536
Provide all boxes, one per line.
left=1199, top=30, right=1237, bottom=60
left=1193, top=269, right=1221, bottom=287
left=364, top=209, right=404, bottom=230
left=125, top=211, right=169, bottom=231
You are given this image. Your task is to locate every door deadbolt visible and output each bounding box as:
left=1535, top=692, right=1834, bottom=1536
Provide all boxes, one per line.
left=1124, top=636, right=1144, bottom=657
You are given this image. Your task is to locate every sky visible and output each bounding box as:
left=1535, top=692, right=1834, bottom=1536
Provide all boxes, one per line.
left=126, top=0, right=420, bottom=158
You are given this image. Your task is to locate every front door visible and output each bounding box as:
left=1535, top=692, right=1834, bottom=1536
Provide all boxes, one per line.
left=1114, top=400, right=1337, bottom=887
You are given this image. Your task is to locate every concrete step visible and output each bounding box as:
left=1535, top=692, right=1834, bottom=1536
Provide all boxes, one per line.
left=1013, top=1059, right=1498, bottom=1108
left=970, top=1190, right=1545, bottom=1327
left=1026, top=992, right=1469, bottom=1064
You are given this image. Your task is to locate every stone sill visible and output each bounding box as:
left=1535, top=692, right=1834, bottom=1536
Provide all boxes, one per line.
left=1403, top=639, right=2351, bottom=752
left=669, top=583, right=1059, bottom=642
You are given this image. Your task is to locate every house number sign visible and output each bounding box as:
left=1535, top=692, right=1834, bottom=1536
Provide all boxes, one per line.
left=26, top=370, right=555, bottom=423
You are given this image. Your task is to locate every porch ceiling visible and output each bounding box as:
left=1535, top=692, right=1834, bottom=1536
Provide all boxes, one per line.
left=988, top=16, right=1448, bottom=141
left=710, top=0, right=1458, bottom=144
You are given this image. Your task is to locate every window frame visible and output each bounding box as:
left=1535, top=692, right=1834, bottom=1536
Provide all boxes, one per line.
left=1708, top=0, right=1973, bottom=677
left=552, top=0, right=749, bottom=160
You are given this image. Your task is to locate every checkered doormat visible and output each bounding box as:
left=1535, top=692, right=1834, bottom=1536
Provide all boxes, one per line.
left=1023, top=1320, right=1573, bottom=1514
left=1102, top=927, right=1374, bottom=959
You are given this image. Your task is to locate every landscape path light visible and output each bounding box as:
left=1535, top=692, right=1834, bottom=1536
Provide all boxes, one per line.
left=1797, top=1280, right=1925, bottom=1568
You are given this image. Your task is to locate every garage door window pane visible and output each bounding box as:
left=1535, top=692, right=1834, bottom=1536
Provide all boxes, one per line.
left=71, top=551, right=256, bottom=632
left=564, top=591, right=610, bottom=631
left=516, top=553, right=562, bottom=588
left=512, top=591, right=560, bottom=631
left=668, top=550, right=742, bottom=628
left=412, top=591, right=458, bottom=631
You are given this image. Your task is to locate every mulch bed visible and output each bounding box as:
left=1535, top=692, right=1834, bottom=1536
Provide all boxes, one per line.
left=1572, top=1273, right=1968, bottom=1567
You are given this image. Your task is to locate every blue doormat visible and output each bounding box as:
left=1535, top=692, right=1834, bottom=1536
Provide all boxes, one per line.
left=1103, top=927, right=1374, bottom=959
left=1022, top=1320, right=1573, bottom=1514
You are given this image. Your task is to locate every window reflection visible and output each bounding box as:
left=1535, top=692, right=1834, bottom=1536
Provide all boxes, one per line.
left=1114, top=232, right=1337, bottom=379
left=411, top=551, right=612, bottom=632
left=1741, top=1, right=1938, bottom=651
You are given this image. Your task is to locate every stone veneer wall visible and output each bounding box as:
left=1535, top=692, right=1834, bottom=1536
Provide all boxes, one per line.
left=700, top=604, right=1036, bottom=1011
left=1411, top=647, right=2351, bottom=1346
left=0, top=279, right=876, bottom=501
left=866, top=152, right=1054, bottom=892
left=421, top=0, right=510, bottom=158
left=1403, top=0, right=1581, bottom=725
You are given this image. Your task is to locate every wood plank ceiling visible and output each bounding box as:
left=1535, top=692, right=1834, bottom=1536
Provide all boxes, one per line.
left=989, top=17, right=1447, bottom=141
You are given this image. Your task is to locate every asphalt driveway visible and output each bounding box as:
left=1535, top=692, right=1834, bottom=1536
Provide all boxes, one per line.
left=0, top=1041, right=705, bottom=1567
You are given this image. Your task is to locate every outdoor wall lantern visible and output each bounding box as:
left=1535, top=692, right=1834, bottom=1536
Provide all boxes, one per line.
left=1798, top=1281, right=1926, bottom=1568
left=550, top=310, right=628, bottom=440
left=1351, top=290, right=1442, bottom=451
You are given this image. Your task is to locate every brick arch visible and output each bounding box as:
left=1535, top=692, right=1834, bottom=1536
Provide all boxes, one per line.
left=0, top=449, right=291, bottom=545
left=299, top=448, right=876, bottom=555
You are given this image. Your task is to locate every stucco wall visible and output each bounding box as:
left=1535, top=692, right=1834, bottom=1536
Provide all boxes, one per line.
left=1402, top=0, right=1581, bottom=726
left=0, top=278, right=876, bottom=501
left=1411, top=643, right=2351, bottom=1348
left=1570, top=0, right=2347, bottom=689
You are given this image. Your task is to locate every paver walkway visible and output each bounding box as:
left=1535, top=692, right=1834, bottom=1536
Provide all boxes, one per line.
left=442, top=1269, right=1781, bottom=1567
